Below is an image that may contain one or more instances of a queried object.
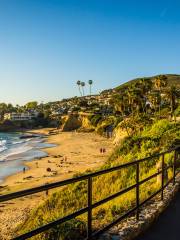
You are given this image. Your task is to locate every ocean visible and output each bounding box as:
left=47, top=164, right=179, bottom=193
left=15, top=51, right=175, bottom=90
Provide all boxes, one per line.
left=0, top=132, right=55, bottom=183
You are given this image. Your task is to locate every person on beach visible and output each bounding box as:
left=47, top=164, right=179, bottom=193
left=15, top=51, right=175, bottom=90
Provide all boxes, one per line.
left=23, top=167, right=26, bottom=173
left=100, top=148, right=103, bottom=154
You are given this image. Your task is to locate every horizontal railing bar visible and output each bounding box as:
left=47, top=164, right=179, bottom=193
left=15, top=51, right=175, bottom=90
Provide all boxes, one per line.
left=139, top=188, right=162, bottom=207
left=163, top=178, right=173, bottom=189
left=1, top=148, right=178, bottom=203
left=13, top=185, right=141, bottom=239
left=165, top=164, right=174, bottom=171
left=136, top=164, right=174, bottom=186
left=92, top=206, right=137, bottom=238
left=93, top=172, right=177, bottom=238
left=12, top=173, right=175, bottom=240
left=0, top=176, right=89, bottom=203
left=0, top=147, right=178, bottom=240
left=12, top=206, right=89, bottom=240
left=139, top=171, right=162, bottom=185
left=140, top=176, right=174, bottom=208
left=92, top=183, right=137, bottom=209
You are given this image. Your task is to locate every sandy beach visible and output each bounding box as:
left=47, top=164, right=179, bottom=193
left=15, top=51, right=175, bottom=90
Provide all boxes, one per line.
left=0, top=129, right=114, bottom=239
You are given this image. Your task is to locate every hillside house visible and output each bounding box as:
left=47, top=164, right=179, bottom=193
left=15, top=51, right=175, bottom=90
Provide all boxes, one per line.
left=4, top=112, right=38, bottom=121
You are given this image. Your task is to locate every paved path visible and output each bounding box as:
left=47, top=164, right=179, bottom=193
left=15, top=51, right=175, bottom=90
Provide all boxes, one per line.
left=136, top=190, right=180, bottom=240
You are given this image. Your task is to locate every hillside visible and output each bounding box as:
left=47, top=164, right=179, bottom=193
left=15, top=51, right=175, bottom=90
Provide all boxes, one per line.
left=115, top=74, right=180, bottom=92
left=6, top=74, right=180, bottom=240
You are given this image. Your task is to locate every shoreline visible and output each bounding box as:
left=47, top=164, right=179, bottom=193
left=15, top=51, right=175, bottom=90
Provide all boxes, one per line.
left=0, top=128, right=114, bottom=193
left=0, top=129, right=54, bottom=185
left=0, top=129, right=114, bottom=239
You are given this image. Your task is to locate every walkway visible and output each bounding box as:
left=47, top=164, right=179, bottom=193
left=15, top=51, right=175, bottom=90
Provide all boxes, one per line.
left=136, top=190, right=180, bottom=240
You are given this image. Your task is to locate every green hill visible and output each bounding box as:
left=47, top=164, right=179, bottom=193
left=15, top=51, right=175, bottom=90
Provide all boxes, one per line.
left=15, top=74, right=180, bottom=240
left=115, top=74, right=180, bottom=91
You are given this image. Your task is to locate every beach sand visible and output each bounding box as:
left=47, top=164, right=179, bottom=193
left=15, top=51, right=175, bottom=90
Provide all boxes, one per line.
left=0, top=129, right=114, bottom=239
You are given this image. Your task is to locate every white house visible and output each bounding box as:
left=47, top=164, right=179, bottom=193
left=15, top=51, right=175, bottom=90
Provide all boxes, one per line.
left=4, top=112, right=37, bottom=121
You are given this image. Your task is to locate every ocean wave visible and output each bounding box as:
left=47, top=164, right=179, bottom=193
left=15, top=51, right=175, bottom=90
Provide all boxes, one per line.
left=0, top=134, right=48, bottom=163
left=0, top=139, right=7, bottom=146
left=11, top=140, right=27, bottom=145
left=0, top=145, right=33, bottom=161
left=11, top=136, right=40, bottom=146
left=0, top=145, right=8, bottom=153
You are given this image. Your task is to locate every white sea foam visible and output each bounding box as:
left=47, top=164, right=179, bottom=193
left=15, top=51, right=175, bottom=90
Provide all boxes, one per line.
left=12, top=140, right=25, bottom=145
left=0, top=139, right=7, bottom=146
left=0, top=145, right=8, bottom=153
left=0, top=139, right=8, bottom=153
left=0, top=133, right=53, bottom=181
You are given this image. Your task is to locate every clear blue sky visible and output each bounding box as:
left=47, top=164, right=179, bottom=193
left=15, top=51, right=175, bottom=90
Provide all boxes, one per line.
left=0, top=0, right=180, bottom=105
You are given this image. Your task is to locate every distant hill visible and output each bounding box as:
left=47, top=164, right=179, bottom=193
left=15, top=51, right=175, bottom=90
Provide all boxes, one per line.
left=100, top=74, right=180, bottom=96
left=115, top=74, right=180, bottom=92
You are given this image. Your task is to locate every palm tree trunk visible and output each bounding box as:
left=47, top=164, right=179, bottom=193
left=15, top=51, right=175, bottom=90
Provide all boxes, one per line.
left=82, top=87, right=84, bottom=96
left=79, top=86, right=82, bottom=96
left=90, top=85, right=92, bottom=96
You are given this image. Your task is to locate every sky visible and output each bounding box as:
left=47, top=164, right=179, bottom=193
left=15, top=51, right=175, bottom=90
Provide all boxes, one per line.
left=0, top=0, right=180, bottom=105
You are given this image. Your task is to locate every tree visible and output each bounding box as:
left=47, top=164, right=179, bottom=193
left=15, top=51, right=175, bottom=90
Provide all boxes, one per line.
left=81, top=82, right=85, bottom=96
left=148, top=91, right=161, bottom=114
left=126, top=87, right=144, bottom=115
left=140, top=78, right=153, bottom=94
left=76, top=80, right=82, bottom=96
left=25, top=101, right=38, bottom=110
left=154, top=75, right=168, bottom=91
left=110, top=94, right=125, bottom=115
left=165, top=86, right=178, bottom=119
left=88, top=80, right=93, bottom=96
left=154, top=75, right=168, bottom=115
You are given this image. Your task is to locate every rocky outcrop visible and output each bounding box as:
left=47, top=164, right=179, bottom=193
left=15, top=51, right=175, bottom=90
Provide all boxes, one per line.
left=61, top=114, right=82, bottom=131
left=61, top=114, right=128, bottom=144
left=61, top=113, right=94, bottom=132
left=113, top=124, right=128, bottom=145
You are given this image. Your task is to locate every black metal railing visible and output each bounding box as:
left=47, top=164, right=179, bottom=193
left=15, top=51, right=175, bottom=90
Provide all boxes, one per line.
left=0, top=147, right=179, bottom=240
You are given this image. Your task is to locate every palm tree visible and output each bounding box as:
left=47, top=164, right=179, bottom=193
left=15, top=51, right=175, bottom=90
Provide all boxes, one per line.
left=166, top=86, right=178, bottom=119
left=76, top=80, right=82, bottom=96
left=111, top=94, right=125, bottom=115
left=88, top=80, right=93, bottom=96
left=154, top=75, right=168, bottom=115
left=140, top=78, right=153, bottom=94
left=81, top=82, right=85, bottom=96
left=154, top=75, right=168, bottom=91
left=148, top=91, right=161, bottom=114
left=126, top=87, right=144, bottom=115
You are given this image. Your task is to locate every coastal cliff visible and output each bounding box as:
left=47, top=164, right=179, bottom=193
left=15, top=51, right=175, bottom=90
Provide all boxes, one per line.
left=61, top=113, right=94, bottom=132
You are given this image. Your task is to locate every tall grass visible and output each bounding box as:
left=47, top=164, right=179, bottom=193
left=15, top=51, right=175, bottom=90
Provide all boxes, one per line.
left=16, top=120, right=180, bottom=240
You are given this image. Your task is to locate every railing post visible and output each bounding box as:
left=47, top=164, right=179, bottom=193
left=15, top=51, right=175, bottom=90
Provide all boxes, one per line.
left=161, top=154, right=165, bottom=201
left=87, top=177, right=92, bottom=239
left=173, top=150, right=177, bottom=185
left=136, top=162, right=140, bottom=221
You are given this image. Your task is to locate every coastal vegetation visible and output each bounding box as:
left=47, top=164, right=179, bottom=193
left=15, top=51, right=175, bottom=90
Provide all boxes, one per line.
left=0, top=74, right=179, bottom=132
left=15, top=75, right=180, bottom=239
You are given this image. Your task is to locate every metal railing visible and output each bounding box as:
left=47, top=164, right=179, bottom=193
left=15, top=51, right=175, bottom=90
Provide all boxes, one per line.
left=0, top=147, right=179, bottom=240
